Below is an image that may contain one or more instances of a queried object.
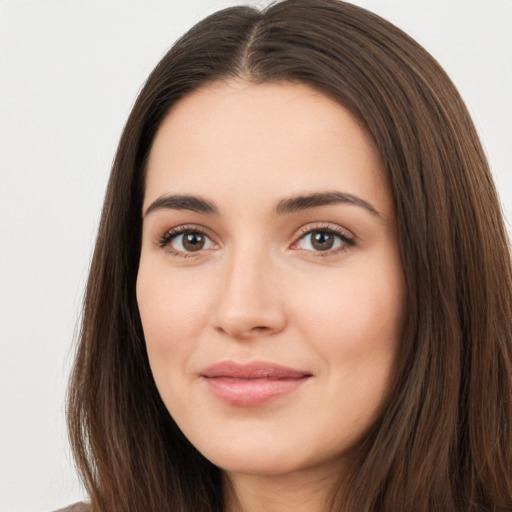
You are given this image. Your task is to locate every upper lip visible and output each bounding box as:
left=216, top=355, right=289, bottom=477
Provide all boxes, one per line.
left=200, top=361, right=311, bottom=379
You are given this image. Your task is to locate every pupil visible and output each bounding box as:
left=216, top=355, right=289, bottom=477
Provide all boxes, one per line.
left=312, top=231, right=334, bottom=251
left=183, top=233, right=204, bottom=251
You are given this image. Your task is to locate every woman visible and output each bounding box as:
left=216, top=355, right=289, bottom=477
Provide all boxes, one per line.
left=65, top=0, right=512, bottom=511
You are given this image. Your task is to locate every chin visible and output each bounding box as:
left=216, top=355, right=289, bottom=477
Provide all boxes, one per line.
left=189, top=431, right=301, bottom=475
left=212, top=453, right=307, bottom=477
left=193, top=432, right=346, bottom=479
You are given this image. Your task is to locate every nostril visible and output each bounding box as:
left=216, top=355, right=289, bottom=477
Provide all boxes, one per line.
left=214, top=323, right=273, bottom=338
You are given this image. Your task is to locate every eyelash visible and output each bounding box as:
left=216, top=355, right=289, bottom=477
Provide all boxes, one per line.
left=156, top=224, right=214, bottom=258
left=291, top=224, right=355, bottom=257
left=156, top=223, right=355, bottom=258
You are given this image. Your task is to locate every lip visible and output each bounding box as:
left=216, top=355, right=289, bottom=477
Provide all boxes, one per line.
left=200, top=361, right=312, bottom=406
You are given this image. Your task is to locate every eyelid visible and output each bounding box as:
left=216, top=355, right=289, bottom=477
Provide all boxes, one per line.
left=155, top=224, right=220, bottom=257
left=153, top=222, right=356, bottom=258
left=290, top=223, right=356, bottom=254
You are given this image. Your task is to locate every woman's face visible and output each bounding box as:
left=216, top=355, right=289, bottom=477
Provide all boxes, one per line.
left=137, top=80, right=406, bottom=479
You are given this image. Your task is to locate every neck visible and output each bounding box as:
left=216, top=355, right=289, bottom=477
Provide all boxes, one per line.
left=223, top=465, right=345, bottom=512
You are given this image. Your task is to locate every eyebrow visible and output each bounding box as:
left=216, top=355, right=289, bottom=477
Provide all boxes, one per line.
left=144, top=194, right=218, bottom=217
left=143, top=191, right=383, bottom=219
left=275, top=191, right=384, bottom=218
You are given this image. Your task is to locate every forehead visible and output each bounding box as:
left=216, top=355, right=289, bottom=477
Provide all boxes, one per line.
left=144, top=80, right=392, bottom=216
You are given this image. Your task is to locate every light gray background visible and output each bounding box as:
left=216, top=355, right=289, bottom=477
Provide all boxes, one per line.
left=1, top=1, right=511, bottom=511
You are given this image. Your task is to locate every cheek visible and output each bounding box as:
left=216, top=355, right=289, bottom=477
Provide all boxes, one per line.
left=294, top=251, right=406, bottom=429
left=136, top=260, right=213, bottom=382
left=295, top=259, right=405, bottom=436
left=137, top=259, right=209, bottom=335
left=297, top=262, right=405, bottom=353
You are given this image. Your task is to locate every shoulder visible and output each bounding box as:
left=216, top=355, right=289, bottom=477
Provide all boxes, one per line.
left=53, top=503, right=90, bottom=512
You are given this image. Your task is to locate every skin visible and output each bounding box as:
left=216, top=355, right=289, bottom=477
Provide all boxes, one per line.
left=137, top=80, right=406, bottom=512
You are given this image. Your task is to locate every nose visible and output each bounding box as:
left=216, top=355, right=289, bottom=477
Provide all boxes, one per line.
left=212, top=248, right=287, bottom=340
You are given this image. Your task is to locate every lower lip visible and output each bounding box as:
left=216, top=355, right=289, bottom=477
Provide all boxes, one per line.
left=202, top=376, right=310, bottom=406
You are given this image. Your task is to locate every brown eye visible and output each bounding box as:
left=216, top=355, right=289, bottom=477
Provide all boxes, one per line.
left=310, top=231, right=335, bottom=251
left=170, top=231, right=213, bottom=253
left=182, top=232, right=205, bottom=251
left=295, top=228, right=352, bottom=253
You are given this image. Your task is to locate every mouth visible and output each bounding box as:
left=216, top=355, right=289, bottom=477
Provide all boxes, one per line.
left=200, top=361, right=312, bottom=406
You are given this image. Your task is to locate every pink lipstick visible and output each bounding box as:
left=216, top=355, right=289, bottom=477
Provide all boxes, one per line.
left=200, top=361, right=311, bottom=406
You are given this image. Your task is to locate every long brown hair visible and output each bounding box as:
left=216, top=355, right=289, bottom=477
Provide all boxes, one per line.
left=67, top=1, right=512, bottom=511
